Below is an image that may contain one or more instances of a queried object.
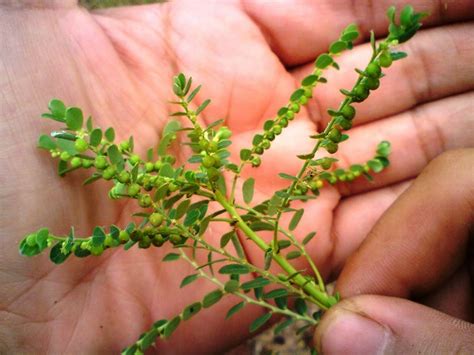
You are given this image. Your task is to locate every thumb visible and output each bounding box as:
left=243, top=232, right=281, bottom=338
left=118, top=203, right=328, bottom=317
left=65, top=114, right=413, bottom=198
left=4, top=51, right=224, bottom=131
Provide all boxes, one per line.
left=315, top=295, right=474, bottom=354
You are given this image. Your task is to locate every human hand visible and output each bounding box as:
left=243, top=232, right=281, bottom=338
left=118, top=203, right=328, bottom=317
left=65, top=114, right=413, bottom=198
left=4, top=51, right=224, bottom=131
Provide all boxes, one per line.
left=315, top=149, right=474, bottom=353
left=0, top=0, right=473, bottom=353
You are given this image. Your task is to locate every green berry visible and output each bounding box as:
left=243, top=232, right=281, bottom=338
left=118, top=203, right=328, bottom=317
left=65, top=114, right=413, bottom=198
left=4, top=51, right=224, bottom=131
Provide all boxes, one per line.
left=251, top=156, right=261, bottom=167
left=265, top=132, right=275, bottom=141
left=82, top=159, right=93, bottom=168
left=352, top=84, right=369, bottom=102
left=102, top=166, right=116, bottom=180
left=378, top=52, right=393, bottom=68
left=261, top=139, right=271, bottom=150
left=218, top=127, right=232, bottom=139
left=90, top=245, right=104, bottom=256
left=60, top=151, right=71, bottom=161
left=321, top=159, right=332, bottom=170
left=325, top=141, right=338, bottom=154
left=328, top=176, right=338, bottom=184
left=207, top=141, right=218, bottom=152
left=26, top=233, right=37, bottom=246
left=154, top=160, right=163, bottom=171
left=138, top=195, right=152, bottom=208
left=117, top=171, right=130, bottom=183
left=104, top=235, right=114, bottom=247
left=145, top=162, right=154, bottom=173
left=70, top=157, right=82, bottom=168
left=169, top=234, right=183, bottom=245
left=128, top=183, right=141, bottom=197
left=129, top=154, right=140, bottom=165
left=365, top=77, right=380, bottom=90
left=273, top=125, right=283, bottom=135
left=138, top=236, right=151, bottom=249
left=341, top=105, right=356, bottom=120
left=366, top=62, right=381, bottom=78
left=149, top=213, right=164, bottom=227
left=74, top=138, right=88, bottom=153
left=337, top=118, right=352, bottom=130
left=202, top=155, right=216, bottom=168
left=328, top=128, right=342, bottom=143
left=304, top=87, right=313, bottom=98
left=346, top=172, right=355, bottom=181
left=299, top=96, right=308, bottom=105
left=119, top=141, right=130, bottom=152
left=152, top=235, right=165, bottom=247
left=119, top=230, right=130, bottom=242
left=280, top=118, right=289, bottom=128
left=286, top=110, right=295, bottom=121
left=254, top=146, right=264, bottom=155
left=168, top=183, right=179, bottom=192
left=291, top=102, right=300, bottom=113
left=94, top=156, right=108, bottom=170
left=198, top=139, right=209, bottom=150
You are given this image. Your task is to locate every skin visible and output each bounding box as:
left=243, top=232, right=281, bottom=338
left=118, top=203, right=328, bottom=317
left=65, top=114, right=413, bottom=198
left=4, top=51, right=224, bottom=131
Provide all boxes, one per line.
left=0, top=0, right=473, bottom=353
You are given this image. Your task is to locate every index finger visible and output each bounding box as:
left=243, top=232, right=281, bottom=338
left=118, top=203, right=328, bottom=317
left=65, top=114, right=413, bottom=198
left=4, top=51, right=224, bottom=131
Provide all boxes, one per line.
left=336, top=149, right=474, bottom=298
left=242, top=0, right=474, bottom=65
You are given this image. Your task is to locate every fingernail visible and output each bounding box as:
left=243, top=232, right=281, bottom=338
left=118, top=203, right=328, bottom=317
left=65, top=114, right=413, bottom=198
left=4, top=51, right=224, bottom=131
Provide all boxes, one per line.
left=316, top=308, right=392, bottom=354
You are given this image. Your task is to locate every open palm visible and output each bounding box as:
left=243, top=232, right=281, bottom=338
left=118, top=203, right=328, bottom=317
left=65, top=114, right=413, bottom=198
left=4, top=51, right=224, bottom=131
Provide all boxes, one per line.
left=1, top=0, right=473, bottom=353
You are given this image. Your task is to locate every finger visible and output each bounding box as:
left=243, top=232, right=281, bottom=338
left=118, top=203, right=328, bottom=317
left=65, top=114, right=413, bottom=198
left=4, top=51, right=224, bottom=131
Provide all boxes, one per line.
left=292, top=23, right=474, bottom=128
left=327, top=91, right=474, bottom=196
left=337, top=149, right=474, bottom=298
left=242, top=0, right=474, bottom=65
left=315, top=295, right=474, bottom=354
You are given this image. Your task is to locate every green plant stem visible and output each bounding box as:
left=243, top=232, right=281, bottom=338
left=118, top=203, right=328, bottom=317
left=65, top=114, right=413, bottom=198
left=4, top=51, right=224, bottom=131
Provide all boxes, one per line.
left=179, top=248, right=317, bottom=324
left=215, top=190, right=331, bottom=310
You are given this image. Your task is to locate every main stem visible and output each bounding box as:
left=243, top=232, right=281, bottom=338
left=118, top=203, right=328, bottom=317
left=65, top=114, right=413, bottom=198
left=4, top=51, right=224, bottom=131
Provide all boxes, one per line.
left=215, top=190, right=331, bottom=310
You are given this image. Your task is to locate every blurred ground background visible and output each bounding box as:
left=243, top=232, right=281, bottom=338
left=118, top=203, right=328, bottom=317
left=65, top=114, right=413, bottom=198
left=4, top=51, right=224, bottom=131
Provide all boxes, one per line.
left=81, top=0, right=313, bottom=353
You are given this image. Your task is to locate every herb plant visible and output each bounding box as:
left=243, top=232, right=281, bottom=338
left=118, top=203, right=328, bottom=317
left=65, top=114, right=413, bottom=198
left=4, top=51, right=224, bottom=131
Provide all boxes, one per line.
left=19, top=6, right=425, bottom=354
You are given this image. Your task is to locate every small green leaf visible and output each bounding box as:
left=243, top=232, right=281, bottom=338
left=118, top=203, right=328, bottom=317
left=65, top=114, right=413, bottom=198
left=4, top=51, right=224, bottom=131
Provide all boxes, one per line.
left=376, top=141, right=391, bottom=157
left=163, top=316, right=181, bottom=338
left=301, top=74, right=318, bottom=86
left=315, top=54, right=333, bottom=69
left=290, top=88, right=305, bottom=101
left=386, top=6, right=396, bottom=23
left=92, top=226, right=106, bottom=247
left=90, top=128, right=102, bottom=147
left=182, top=302, right=201, bottom=321
left=104, top=127, right=115, bottom=142
left=187, top=84, right=201, bottom=103
left=56, top=138, right=77, bottom=155
left=242, top=178, right=255, bottom=204
left=240, top=149, right=252, bottom=161
left=175, top=199, right=191, bottom=220
left=65, top=107, right=83, bottom=131
left=302, top=231, right=316, bottom=245
left=249, top=313, right=272, bottom=332
left=367, top=159, right=384, bottom=173
left=50, top=242, right=71, bottom=264
left=295, top=298, right=307, bottom=315
left=180, top=274, right=199, bottom=288
left=340, top=31, right=359, bottom=42
left=226, top=302, right=245, bottom=319
left=241, top=277, right=271, bottom=291
left=202, top=289, right=223, bottom=308
left=159, top=163, right=174, bottom=178
left=196, top=99, right=211, bottom=115
left=274, top=318, right=294, bottom=335
left=390, top=51, right=408, bottom=61
left=277, top=240, right=292, bottom=250
left=86, top=116, right=93, bottom=131
left=163, top=253, right=180, bottom=262
left=220, top=231, right=234, bottom=248
left=107, top=145, right=124, bottom=166
left=224, top=279, right=240, bottom=293
left=286, top=250, right=302, bottom=260
left=48, top=99, right=66, bottom=118
left=278, top=173, right=297, bottom=181
left=329, top=40, right=347, bottom=54
left=140, top=328, right=158, bottom=349
left=184, top=209, right=200, bottom=227
left=38, top=135, right=56, bottom=150
left=289, top=209, right=304, bottom=231
left=400, top=5, right=414, bottom=27
left=263, top=288, right=288, bottom=299
left=263, top=120, right=274, bottom=131
left=218, top=264, right=250, bottom=275
left=231, top=233, right=245, bottom=259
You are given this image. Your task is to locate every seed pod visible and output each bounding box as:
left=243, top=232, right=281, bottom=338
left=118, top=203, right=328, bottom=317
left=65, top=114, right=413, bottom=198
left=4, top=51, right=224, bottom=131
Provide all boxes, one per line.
left=365, top=77, right=380, bottom=90
left=60, top=151, right=71, bottom=161
left=119, top=140, right=130, bottom=152
left=202, top=155, right=216, bottom=168
left=90, top=245, right=104, bottom=256
left=280, top=118, right=289, bottom=128
left=169, top=233, right=183, bottom=245
left=74, top=138, right=88, bottom=153
left=129, top=154, right=140, bottom=165
left=273, top=125, right=283, bottom=135
left=128, top=183, right=141, bottom=197
left=70, top=157, right=82, bottom=168
left=265, top=131, right=275, bottom=141
left=94, top=156, right=108, bottom=170
left=337, top=118, right=352, bottom=130
left=138, top=195, right=152, bottom=208
left=139, top=236, right=151, bottom=249
left=321, top=159, right=332, bottom=170
left=261, top=139, right=271, bottom=150
left=207, top=141, right=218, bottom=152
left=149, top=213, right=164, bottom=227
left=378, top=52, right=393, bottom=68
left=145, top=162, right=154, bottom=172
left=346, top=172, right=355, bottom=181
left=152, top=235, right=165, bottom=247
left=328, top=128, right=342, bottom=143
left=366, top=62, right=381, bottom=78
left=299, top=96, right=308, bottom=105
left=119, top=230, right=130, bottom=242
left=291, top=102, right=300, bottom=113
left=102, top=166, right=116, bottom=180
left=352, top=84, right=369, bottom=102
left=286, top=110, right=295, bottom=121
left=251, top=156, right=261, bottom=167
left=117, top=171, right=130, bottom=183
left=340, top=105, right=356, bottom=120
left=325, top=141, right=338, bottom=154
left=82, top=159, right=93, bottom=168
left=254, top=146, right=264, bottom=155
left=130, top=230, right=143, bottom=242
